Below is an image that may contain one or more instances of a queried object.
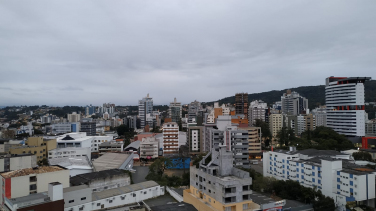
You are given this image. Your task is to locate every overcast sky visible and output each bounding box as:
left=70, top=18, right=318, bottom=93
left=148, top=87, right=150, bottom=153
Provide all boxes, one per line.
left=1, top=1, right=375, bottom=106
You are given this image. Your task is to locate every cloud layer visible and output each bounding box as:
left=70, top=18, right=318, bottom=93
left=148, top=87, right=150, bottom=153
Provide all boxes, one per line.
left=1, top=0, right=375, bottom=106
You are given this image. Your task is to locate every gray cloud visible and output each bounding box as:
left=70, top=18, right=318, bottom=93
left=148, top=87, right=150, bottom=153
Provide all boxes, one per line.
left=0, top=0, right=376, bottom=106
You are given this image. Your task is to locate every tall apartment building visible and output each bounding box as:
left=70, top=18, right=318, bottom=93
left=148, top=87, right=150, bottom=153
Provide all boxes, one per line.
left=80, top=121, right=96, bottom=136
left=269, top=113, right=283, bottom=138
left=281, top=90, right=308, bottom=115
left=240, top=127, right=262, bottom=159
left=68, top=112, right=81, bottom=122
left=138, top=94, right=153, bottom=128
left=326, top=77, right=371, bottom=137
left=162, top=122, right=179, bottom=155
left=183, top=146, right=256, bottom=211
left=312, top=106, right=327, bottom=127
left=304, top=113, right=315, bottom=131
left=187, top=125, right=204, bottom=155
left=85, top=104, right=96, bottom=116
left=140, top=137, right=159, bottom=159
left=188, top=100, right=202, bottom=123
left=235, top=93, right=248, bottom=118
left=210, top=116, right=249, bottom=168
left=263, top=148, right=376, bottom=210
left=248, top=100, right=268, bottom=126
left=168, top=97, right=182, bottom=123
left=97, top=103, right=115, bottom=114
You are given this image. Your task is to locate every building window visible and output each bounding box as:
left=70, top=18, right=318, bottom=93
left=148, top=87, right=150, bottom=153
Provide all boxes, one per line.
left=81, top=197, right=86, bottom=200
left=69, top=200, right=74, bottom=203
left=30, top=176, right=37, bottom=182
left=29, top=184, right=37, bottom=190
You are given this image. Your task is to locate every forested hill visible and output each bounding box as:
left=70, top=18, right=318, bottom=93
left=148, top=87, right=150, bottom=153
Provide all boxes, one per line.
left=205, top=80, right=376, bottom=110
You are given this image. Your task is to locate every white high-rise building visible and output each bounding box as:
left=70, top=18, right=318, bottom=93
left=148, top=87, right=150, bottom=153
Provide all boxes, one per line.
left=312, top=107, right=327, bottom=127
left=138, top=94, right=153, bottom=129
left=325, top=77, right=371, bottom=137
left=248, top=100, right=268, bottom=126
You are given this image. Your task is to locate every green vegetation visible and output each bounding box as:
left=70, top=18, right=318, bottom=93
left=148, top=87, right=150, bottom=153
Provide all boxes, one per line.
left=276, top=126, right=354, bottom=151
left=255, top=119, right=272, bottom=139
left=240, top=168, right=335, bottom=211
left=353, top=151, right=373, bottom=161
left=192, top=153, right=207, bottom=168
left=116, top=125, right=136, bottom=147
left=145, top=157, right=190, bottom=187
left=123, top=170, right=134, bottom=184
left=49, top=106, right=85, bottom=118
left=38, top=158, right=49, bottom=166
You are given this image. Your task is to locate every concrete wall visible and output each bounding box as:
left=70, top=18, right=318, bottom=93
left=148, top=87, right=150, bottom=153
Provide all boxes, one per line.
left=63, top=187, right=92, bottom=208
left=37, top=170, right=70, bottom=193
left=10, top=176, right=30, bottom=198
left=10, top=155, right=37, bottom=171
left=89, top=174, right=130, bottom=192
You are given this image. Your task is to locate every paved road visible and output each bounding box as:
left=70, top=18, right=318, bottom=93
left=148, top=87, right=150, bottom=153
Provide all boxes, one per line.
left=250, top=161, right=264, bottom=175
left=132, top=166, right=149, bottom=184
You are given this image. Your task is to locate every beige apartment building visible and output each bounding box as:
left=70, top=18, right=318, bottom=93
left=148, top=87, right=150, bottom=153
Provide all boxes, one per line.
left=240, top=127, right=262, bottom=159
left=9, top=137, right=57, bottom=161
left=304, top=113, right=316, bottom=131
left=269, top=114, right=283, bottom=145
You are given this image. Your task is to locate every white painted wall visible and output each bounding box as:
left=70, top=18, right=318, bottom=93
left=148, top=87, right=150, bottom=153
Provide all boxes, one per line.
left=64, top=185, right=164, bottom=211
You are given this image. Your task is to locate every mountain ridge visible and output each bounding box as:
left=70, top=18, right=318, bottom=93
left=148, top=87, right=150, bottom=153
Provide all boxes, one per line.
left=204, top=80, right=376, bottom=111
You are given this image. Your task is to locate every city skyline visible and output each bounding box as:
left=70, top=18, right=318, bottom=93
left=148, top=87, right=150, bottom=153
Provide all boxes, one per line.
left=1, top=1, right=376, bottom=106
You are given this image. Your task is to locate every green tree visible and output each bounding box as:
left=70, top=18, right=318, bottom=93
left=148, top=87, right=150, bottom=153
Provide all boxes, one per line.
left=148, top=157, right=173, bottom=176
left=117, top=124, right=129, bottom=136
left=255, top=119, right=272, bottom=139
left=277, top=127, right=295, bottom=146
left=192, top=153, right=207, bottom=168
left=38, top=158, right=49, bottom=166
left=353, top=151, right=373, bottom=161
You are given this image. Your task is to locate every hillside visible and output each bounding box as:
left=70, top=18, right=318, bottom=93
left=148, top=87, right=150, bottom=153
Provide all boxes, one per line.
left=205, top=80, right=376, bottom=117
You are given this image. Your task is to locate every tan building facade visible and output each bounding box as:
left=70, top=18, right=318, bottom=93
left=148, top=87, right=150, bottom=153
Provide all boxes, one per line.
left=240, top=127, right=262, bottom=159
left=269, top=114, right=283, bottom=138
left=9, top=137, right=57, bottom=161
left=304, top=113, right=316, bottom=131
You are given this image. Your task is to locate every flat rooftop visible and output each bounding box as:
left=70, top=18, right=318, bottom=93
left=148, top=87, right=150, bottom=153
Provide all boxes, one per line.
left=150, top=202, right=197, bottom=211
left=8, top=192, right=49, bottom=207
left=1, top=166, right=65, bottom=179
left=93, top=181, right=158, bottom=200
left=70, top=169, right=127, bottom=186
left=49, top=157, right=91, bottom=169
left=92, top=153, right=132, bottom=171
